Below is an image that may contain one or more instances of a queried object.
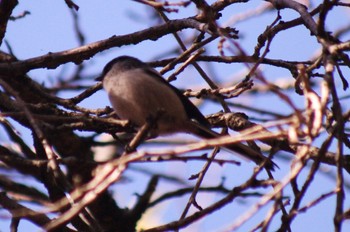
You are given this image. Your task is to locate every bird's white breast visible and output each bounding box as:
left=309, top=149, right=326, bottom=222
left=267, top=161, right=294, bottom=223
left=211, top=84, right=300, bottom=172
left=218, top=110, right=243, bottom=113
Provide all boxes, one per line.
left=103, top=69, right=188, bottom=134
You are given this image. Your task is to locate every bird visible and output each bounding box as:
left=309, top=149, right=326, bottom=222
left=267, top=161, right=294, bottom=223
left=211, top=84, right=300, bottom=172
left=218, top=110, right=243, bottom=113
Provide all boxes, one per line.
left=96, top=55, right=275, bottom=170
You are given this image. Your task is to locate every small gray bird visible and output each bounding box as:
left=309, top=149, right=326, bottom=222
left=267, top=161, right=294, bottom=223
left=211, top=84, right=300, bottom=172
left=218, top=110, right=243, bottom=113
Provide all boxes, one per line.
left=96, top=56, right=274, bottom=170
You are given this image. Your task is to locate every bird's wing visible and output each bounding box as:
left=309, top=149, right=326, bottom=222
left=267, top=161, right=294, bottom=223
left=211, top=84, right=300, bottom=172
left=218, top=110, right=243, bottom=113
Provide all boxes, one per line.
left=144, top=68, right=210, bottom=127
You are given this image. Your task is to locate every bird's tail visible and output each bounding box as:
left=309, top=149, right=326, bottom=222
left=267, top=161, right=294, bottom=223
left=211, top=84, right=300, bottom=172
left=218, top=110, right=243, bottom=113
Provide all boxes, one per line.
left=188, top=122, right=276, bottom=171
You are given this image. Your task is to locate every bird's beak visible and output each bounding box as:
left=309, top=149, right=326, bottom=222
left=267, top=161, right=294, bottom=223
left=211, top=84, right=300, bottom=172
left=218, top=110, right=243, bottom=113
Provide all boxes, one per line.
left=95, top=75, right=103, bottom=82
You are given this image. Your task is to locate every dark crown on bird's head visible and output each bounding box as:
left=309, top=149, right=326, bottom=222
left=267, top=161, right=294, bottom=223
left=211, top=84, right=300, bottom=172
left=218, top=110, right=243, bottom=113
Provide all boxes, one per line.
left=96, top=56, right=147, bottom=81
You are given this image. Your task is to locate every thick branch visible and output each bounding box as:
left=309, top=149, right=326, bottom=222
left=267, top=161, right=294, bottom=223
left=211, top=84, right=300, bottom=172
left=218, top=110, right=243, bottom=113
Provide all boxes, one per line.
left=0, top=0, right=18, bottom=46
